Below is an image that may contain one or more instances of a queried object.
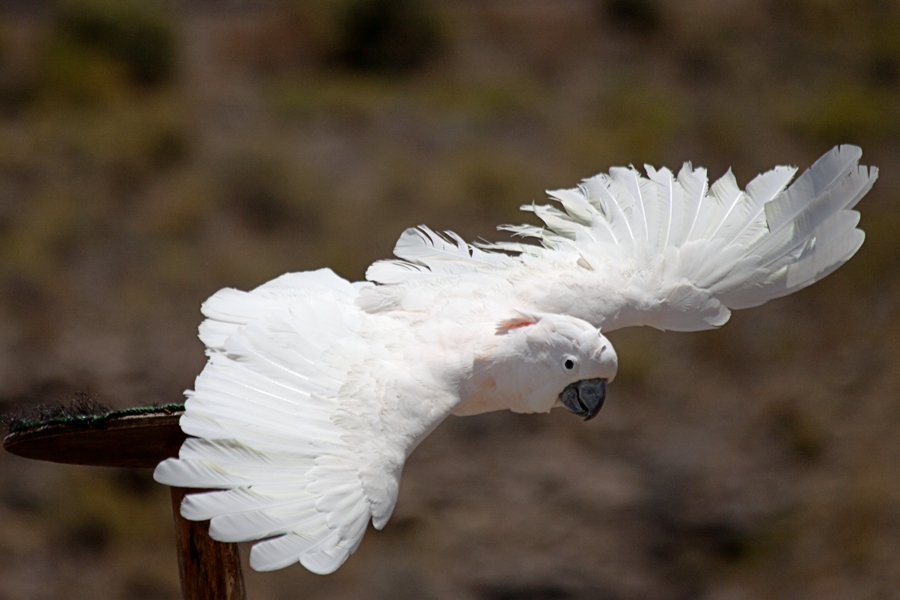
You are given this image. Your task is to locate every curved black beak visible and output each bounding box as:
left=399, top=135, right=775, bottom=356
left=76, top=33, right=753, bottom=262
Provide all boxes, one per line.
left=559, top=378, right=607, bottom=421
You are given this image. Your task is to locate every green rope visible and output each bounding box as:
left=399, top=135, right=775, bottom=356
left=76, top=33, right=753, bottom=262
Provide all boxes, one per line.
left=2, top=393, right=184, bottom=435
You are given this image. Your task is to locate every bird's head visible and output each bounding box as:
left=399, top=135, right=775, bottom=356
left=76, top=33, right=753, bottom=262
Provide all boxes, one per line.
left=484, top=311, right=617, bottom=419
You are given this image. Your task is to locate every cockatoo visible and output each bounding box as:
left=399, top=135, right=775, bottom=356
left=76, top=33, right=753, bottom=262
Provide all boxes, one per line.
left=154, top=145, right=877, bottom=574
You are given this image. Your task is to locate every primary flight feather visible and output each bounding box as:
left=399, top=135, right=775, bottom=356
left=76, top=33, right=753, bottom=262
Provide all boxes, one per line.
left=154, top=145, right=877, bottom=574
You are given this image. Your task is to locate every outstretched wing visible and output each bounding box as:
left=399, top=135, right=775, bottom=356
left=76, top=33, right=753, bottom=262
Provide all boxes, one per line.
left=154, top=269, right=458, bottom=574
left=366, top=145, right=877, bottom=332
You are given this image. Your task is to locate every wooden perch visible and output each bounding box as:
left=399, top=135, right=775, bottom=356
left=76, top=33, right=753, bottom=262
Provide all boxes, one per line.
left=3, top=407, right=247, bottom=600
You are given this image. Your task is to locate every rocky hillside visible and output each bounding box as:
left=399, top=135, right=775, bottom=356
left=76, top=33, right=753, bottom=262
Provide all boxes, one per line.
left=1, top=1, right=898, bottom=598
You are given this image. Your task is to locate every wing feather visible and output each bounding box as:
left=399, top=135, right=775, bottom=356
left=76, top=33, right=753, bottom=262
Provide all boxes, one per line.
left=374, top=145, right=875, bottom=332
left=726, top=165, right=797, bottom=247
left=645, top=165, right=678, bottom=249
left=160, top=145, right=877, bottom=577
left=581, top=173, right=636, bottom=244
left=509, top=144, right=877, bottom=330
left=367, top=226, right=514, bottom=284
left=705, top=168, right=744, bottom=240
left=674, top=163, right=708, bottom=246
left=156, top=278, right=460, bottom=575
left=764, top=145, right=862, bottom=231
left=609, top=166, right=651, bottom=243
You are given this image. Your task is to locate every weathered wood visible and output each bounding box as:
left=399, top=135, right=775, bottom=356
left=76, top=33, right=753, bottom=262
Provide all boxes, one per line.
left=171, top=487, right=247, bottom=600
left=3, top=408, right=248, bottom=600
left=2, top=409, right=186, bottom=468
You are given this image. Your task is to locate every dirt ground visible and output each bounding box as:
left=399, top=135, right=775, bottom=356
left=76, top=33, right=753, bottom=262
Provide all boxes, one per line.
left=0, top=1, right=898, bottom=598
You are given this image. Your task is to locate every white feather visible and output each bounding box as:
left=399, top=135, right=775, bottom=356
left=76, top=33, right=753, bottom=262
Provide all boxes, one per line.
left=705, top=168, right=744, bottom=240
left=674, top=163, right=708, bottom=246
left=609, top=166, right=650, bottom=243
left=157, top=145, right=876, bottom=578
left=155, top=272, right=464, bottom=575
left=580, top=173, right=636, bottom=244
left=645, top=165, right=678, bottom=249
left=367, top=226, right=513, bottom=284
left=726, top=165, right=797, bottom=247
left=472, top=145, right=875, bottom=331
left=764, top=145, right=862, bottom=231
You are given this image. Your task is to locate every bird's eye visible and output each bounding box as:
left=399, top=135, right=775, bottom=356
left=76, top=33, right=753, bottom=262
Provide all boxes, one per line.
left=563, top=357, right=577, bottom=371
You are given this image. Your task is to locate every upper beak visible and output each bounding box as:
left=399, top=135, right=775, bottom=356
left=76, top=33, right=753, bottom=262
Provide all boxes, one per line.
left=559, top=378, right=607, bottom=421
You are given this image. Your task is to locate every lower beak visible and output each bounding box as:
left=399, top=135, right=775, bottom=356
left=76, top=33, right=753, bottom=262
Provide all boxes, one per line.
left=559, top=378, right=607, bottom=421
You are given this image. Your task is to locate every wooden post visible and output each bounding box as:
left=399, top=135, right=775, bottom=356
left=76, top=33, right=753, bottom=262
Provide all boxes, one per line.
left=3, top=408, right=247, bottom=600
left=171, top=487, right=247, bottom=600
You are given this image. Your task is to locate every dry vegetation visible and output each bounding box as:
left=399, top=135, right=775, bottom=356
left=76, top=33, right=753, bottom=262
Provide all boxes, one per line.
left=0, top=0, right=899, bottom=599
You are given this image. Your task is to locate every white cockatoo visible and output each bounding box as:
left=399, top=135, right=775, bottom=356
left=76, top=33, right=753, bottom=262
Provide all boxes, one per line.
left=154, top=145, right=877, bottom=574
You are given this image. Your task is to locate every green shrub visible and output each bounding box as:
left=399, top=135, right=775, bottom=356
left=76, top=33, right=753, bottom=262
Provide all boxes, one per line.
left=603, top=0, right=662, bottom=34
left=54, top=0, right=177, bottom=87
left=333, top=0, right=443, bottom=73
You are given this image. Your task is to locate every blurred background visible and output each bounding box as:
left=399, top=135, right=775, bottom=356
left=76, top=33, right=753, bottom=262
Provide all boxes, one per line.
left=0, top=0, right=897, bottom=598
